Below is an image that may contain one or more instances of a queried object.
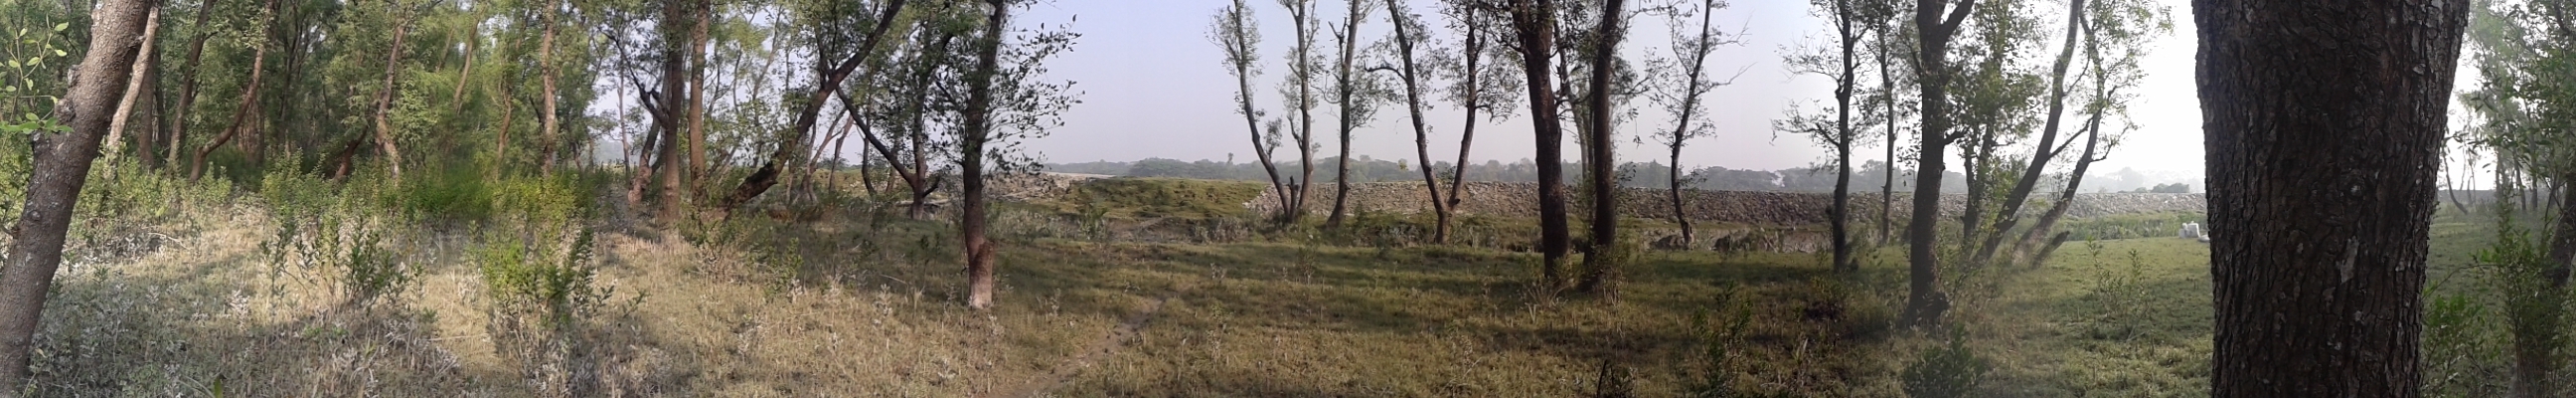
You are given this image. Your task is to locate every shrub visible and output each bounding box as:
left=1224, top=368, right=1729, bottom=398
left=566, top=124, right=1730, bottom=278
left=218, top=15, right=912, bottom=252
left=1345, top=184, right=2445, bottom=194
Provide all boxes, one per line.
left=259, top=159, right=417, bottom=304
left=1688, top=286, right=1755, bottom=398
left=1900, top=329, right=1991, bottom=398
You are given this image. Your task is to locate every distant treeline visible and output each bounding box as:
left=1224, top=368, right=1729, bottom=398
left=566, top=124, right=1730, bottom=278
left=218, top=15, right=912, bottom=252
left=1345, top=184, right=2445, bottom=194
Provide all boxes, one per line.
left=1046, top=157, right=2200, bottom=194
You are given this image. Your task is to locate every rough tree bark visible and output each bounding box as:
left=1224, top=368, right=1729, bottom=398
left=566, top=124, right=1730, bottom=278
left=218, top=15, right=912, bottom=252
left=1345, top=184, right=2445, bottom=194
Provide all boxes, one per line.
left=537, top=0, right=562, bottom=175
left=2197, top=0, right=2467, bottom=395
left=1901, top=0, right=1976, bottom=328
left=1574, top=0, right=1628, bottom=296
left=1505, top=0, right=1571, bottom=292
left=959, top=0, right=1010, bottom=309
left=0, top=0, right=153, bottom=388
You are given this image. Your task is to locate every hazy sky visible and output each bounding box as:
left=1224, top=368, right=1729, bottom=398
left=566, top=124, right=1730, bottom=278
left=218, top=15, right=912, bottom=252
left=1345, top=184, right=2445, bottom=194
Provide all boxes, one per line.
left=1009, top=0, right=2210, bottom=178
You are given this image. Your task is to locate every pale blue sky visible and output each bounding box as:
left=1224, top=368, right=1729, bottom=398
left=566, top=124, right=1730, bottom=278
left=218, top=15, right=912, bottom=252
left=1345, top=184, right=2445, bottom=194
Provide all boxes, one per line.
left=1013, top=0, right=2211, bottom=178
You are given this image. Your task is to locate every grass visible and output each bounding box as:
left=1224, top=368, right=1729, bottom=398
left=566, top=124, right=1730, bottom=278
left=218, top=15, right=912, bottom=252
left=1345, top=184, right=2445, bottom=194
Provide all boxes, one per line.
left=16, top=169, right=2520, bottom=397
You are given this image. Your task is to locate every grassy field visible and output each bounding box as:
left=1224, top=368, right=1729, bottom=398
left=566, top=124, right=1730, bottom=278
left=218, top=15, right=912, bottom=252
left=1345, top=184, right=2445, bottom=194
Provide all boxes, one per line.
left=13, top=175, right=2514, bottom=396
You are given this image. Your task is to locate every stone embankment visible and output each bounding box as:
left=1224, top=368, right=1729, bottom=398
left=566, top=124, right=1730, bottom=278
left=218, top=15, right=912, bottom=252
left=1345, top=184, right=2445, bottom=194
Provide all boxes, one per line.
left=1244, top=181, right=2203, bottom=226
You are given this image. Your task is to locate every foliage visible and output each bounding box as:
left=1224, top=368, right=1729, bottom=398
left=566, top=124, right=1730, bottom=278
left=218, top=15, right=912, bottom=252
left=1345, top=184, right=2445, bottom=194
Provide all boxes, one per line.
left=259, top=157, right=419, bottom=304
left=1899, top=329, right=1992, bottom=398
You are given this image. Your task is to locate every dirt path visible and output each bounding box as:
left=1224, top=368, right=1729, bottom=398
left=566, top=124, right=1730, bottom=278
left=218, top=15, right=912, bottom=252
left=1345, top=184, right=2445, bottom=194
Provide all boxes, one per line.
left=991, top=293, right=1174, bottom=397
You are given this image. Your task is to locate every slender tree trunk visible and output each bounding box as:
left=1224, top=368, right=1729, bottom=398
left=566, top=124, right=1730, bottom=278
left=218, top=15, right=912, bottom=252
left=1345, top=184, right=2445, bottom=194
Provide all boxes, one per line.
left=370, top=15, right=411, bottom=181
left=1877, top=26, right=1896, bottom=245
left=1902, top=0, right=1977, bottom=329
left=1446, top=4, right=1483, bottom=225
left=2198, top=0, right=2466, bottom=395
left=167, top=0, right=223, bottom=171
left=1326, top=0, right=1368, bottom=228
left=685, top=0, right=711, bottom=196
left=192, top=0, right=280, bottom=181
left=1574, top=0, right=1628, bottom=297
left=717, top=0, right=908, bottom=212
left=960, top=0, right=1010, bottom=310
left=2015, top=103, right=2105, bottom=268
left=0, top=0, right=152, bottom=388
left=1386, top=0, right=1448, bottom=243
left=538, top=0, right=562, bottom=176
left=1219, top=0, right=1290, bottom=221
left=1507, top=0, right=1571, bottom=293
left=1287, top=0, right=1319, bottom=223
left=1829, top=1, right=1857, bottom=273
left=1972, top=0, right=2088, bottom=266
left=104, top=7, right=161, bottom=161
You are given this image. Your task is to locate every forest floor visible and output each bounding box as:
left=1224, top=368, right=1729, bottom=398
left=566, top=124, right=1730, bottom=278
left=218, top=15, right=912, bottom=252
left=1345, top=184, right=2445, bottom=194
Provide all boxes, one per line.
left=10, top=183, right=2490, bottom=396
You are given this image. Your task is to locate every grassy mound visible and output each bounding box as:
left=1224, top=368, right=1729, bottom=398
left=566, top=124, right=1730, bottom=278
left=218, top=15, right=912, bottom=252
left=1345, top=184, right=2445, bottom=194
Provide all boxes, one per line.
left=1048, top=177, right=1269, bottom=219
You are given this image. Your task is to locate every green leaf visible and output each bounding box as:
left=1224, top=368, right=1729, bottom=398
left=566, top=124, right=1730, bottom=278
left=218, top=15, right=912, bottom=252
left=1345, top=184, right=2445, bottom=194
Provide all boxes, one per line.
left=53, top=23, right=68, bottom=32
left=5, top=60, right=17, bottom=69
left=51, top=49, right=64, bottom=57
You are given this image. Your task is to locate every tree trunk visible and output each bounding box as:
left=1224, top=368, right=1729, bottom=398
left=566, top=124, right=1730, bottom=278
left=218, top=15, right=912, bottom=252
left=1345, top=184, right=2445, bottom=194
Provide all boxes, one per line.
left=104, top=7, right=161, bottom=161
left=1877, top=26, right=1896, bottom=245
left=370, top=16, right=411, bottom=181
left=0, top=0, right=152, bottom=387
left=1287, top=0, right=1318, bottom=223
left=959, top=0, right=1010, bottom=310
left=1386, top=0, right=1448, bottom=243
left=1574, top=0, right=1628, bottom=297
left=191, top=6, right=274, bottom=181
left=2198, top=0, right=2466, bottom=395
left=1445, top=4, right=1483, bottom=232
left=685, top=0, right=711, bottom=196
left=1971, top=0, right=2088, bottom=266
left=167, top=0, right=225, bottom=171
left=1902, top=0, right=1976, bottom=329
left=1218, top=0, right=1290, bottom=222
left=1665, top=0, right=1717, bottom=248
left=1829, top=1, right=1857, bottom=273
left=538, top=0, right=561, bottom=176
left=1507, top=0, right=1571, bottom=293
left=716, top=0, right=908, bottom=212
left=1326, top=1, right=1367, bottom=228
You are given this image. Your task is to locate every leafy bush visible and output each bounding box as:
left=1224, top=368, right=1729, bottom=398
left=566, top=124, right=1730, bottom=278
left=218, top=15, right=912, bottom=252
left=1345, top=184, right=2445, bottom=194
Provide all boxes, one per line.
left=1900, top=329, right=1991, bottom=398
left=474, top=175, right=615, bottom=396
left=1689, top=286, right=1755, bottom=397
left=259, top=159, right=418, bottom=304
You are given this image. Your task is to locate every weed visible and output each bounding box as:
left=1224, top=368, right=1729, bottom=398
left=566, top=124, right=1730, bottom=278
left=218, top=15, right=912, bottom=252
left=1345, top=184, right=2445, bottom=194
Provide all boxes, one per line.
left=1900, top=328, right=1991, bottom=398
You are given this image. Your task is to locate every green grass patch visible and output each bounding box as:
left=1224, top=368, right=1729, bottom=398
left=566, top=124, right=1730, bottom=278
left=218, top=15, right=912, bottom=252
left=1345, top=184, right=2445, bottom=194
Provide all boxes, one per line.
left=1048, top=177, right=1268, bottom=219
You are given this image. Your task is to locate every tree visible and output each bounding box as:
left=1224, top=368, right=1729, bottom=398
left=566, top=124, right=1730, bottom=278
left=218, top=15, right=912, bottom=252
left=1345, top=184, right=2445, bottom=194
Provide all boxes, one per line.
left=714, top=0, right=908, bottom=213
left=1646, top=0, right=1734, bottom=250
left=2197, top=0, right=2468, bottom=395
left=1437, top=0, right=1521, bottom=234
left=0, top=0, right=154, bottom=387
left=1382, top=0, right=1451, bottom=242
left=1211, top=0, right=1293, bottom=221
left=1900, top=0, right=1978, bottom=328
left=1571, top=0, right=1629, bottom=296
left=1280, top=0, right=1322, bottom=223
left=955, top=0, right=1075, bottom=308
left=1502, top=0, right=1574, bottom=292
left=2459, top=0, right=2576, bottom=394
left=1324, top=0, right=1384, bottom=227
left=1784, top=0, right=1871, bottom=272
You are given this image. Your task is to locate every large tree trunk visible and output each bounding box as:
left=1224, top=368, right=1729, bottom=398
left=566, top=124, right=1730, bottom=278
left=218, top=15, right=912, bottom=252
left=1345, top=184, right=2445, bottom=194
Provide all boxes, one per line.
left=1574, top=0, right=1628, bottom=297
left=716, top=0, right=908, bottom=212
left=2531, top=178, right=2576, bottom=398
left=1902, top=0, right=1976, bottom=329
left=652, top=0, right=690, bottom=219
left=0, top=0, right=153, bottom=387
left=1386, top=0, right=1448, bottom=244
left=2197, top=0, right=2466, bottom=395
left=1507, top=0, right=1571, bottom=293
left=685, top=0, right=711, bottom=195
left=959, top=0, right=1010, bottom=310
